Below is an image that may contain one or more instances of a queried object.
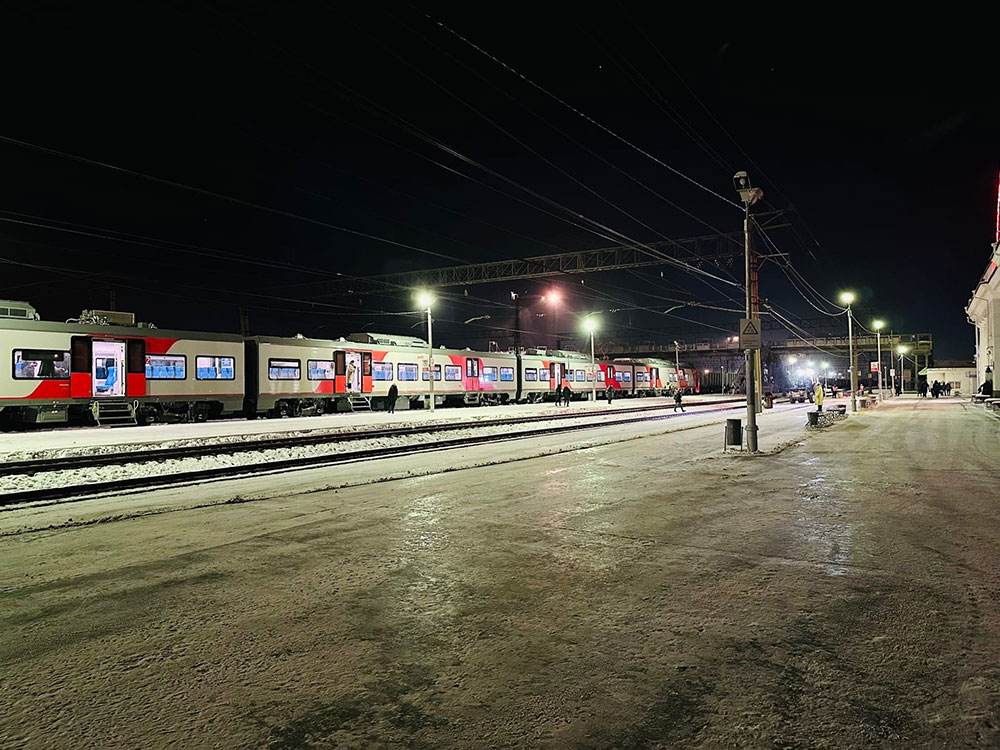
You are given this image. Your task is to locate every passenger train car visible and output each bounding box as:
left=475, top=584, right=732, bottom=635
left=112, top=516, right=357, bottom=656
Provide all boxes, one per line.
left=0, top=300, right=699, bottom=427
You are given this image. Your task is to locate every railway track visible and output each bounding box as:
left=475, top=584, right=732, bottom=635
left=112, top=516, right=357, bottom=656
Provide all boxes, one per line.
left=2, top=398, right=794, bottom=507
left=2, top=397, right=748, bottom=476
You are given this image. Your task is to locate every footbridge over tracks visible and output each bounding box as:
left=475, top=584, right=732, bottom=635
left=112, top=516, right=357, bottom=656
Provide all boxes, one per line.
left=597, top=333, right=933, bottom=391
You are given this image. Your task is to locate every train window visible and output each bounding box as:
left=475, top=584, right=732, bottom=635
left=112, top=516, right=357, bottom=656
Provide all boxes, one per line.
left=539, top=368, right=549, bottom=381
left=499, top=367, right=514, bottom=382
left=466, top=358, right=479, bottom=378
left=575, top=369, right=586, bottom=381
left=566, top=370, right=575, bottom=382
left=623, top=372, right=631, bottom=382
left=482, top=366, right=497, bottom=381
left=373, top=362, right=393, bottom=381
left=194, top=355, right=236, bottom=380
left=524, top=368, right=537, bottom=381
left=398, top=363, right=419, bottom=381
left=146, top=354, right=186, bottom=380
left=445, top=365, right=462, bottom=381
left=597, top=370, right=605, bottom=382
left=266, top=358, right=299, bottom=381
left=587, top=372, right=594, bottom=382
left=615, top=372, right=622, bottom=382
left=421, top=365, right=442, bottom=381
left=12, top=349, right=70, bottom=379
left=307, top=360, right=336, bottom=380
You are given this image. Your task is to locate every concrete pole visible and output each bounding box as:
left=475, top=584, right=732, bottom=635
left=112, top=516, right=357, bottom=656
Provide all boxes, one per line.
left=589, top=330, right=596, bottom=402
left=427, top=307, right=435, bottom=413
left=877, top=329, right=884, bottom=403
left=848, top=305, right=857, bottom=412
left=744, top=207, right=759, bottom=452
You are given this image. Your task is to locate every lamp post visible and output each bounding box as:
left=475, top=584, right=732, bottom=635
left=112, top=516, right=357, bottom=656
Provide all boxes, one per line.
left=840, top=291, right=857, bottom=412
left=897, top=344, right=909, bottom=394
left=584, top=317, right=598, bottom=402
left=734, top=170, right=763, bottom=452
left=417, top=290, right=435, bottom=412
left=873, top=319, right=885, bottom=402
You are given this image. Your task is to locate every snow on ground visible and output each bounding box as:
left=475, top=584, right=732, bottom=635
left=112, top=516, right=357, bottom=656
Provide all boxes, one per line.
left=0, top=402, right=811, bottom=531
left=0, top=394, right=736, bottom=462
left=0, top=399, right=781, bottom=497
left=4, top=397, right=999, bottom=747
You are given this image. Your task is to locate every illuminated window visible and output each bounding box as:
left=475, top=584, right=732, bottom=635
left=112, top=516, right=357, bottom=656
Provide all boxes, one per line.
left=145, top=354, right=186, bottom=380
left=398, top=363, right=419, bottom=381
left=265, top=358, right=297, bottom=381
left=576, top=369, right=586, bottom=381
left=524, top=368, right=537, bottom=381
left=199, top=355, right=237, bottom=380
left=13, top=349, right=70, bottom=379
left=539, top=368, right=550, bottom=381
left=482, top=366, right=498, bottom=381
left=373, top=362, right=393, bottom=381
left=445, top=365, right=462, bottom=381
left=307, top=359, right=336, bottom=380
left=499, top=367, right=514, bottom=381
left=421, top=365, right=442, bottom=381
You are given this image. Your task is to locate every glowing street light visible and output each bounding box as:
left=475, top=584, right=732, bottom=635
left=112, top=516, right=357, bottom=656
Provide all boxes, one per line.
left=416, top=290, right=435, bottom=412
left=873, top=319, right=885, bottom=401
left=840, top=291, right=858, bottom=412
left=584, top=316, right=598, bottom=402
left=896, top=344, right=910, bottom=394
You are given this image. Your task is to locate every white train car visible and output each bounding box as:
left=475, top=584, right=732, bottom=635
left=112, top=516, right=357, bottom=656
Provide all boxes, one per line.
left=518, top=348, right=596, bottom=402
left=0, top=304, right=244, bottom=426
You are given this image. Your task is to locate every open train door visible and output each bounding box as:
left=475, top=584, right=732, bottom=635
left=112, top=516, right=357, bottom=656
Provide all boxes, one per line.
left=549, top=362, right=563, bottom=391
left=361, top=351, right=373, bottom=393
left=70, top=336, right=92, bottom=398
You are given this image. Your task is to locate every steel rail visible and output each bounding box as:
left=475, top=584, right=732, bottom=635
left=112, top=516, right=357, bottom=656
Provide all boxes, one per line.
left=1, top=399, right=798, bottom=507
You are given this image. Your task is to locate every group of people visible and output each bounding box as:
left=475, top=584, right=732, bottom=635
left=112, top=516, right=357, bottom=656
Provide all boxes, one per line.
left=554, top=384, right=574, bottom=407
left=918, top=380, right=952, bottom=398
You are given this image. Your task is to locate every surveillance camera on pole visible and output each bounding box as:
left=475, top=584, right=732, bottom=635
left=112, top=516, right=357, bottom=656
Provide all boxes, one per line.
left=734, top=171, right=762, bottom=452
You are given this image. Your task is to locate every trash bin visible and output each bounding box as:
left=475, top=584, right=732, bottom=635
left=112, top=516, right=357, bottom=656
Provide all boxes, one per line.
left=807, top=411, right=819, bottom=427
left=725, top=418, right=742, bottom=446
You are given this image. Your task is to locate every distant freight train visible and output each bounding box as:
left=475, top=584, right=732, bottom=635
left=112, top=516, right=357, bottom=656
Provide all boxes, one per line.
left=0, top=301, right=699, bottom=427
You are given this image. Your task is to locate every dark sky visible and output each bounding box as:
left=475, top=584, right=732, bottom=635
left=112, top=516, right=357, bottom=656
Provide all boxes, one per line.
left=1, top=5, right=996, bottom=360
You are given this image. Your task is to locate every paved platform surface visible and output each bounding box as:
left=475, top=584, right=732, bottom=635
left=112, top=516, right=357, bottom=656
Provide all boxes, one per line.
left=3, top=398, right=999, bottom=747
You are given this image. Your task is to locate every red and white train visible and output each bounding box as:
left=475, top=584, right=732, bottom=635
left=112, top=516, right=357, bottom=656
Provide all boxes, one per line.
left=0, top=301, right=699, bottom=427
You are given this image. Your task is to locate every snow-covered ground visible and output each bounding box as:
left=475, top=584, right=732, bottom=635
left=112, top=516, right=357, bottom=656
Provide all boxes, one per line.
left=0, top=394, right=736, bottom=462
left=1, top=401, right=810, bottom=530
left=3, top=398, right=999, bottom=747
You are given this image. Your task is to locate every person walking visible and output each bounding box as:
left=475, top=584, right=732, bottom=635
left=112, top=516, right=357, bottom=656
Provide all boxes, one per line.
left=386, top=383, right=398, bottom=414
left=814, top=381, right=824, bottom=412
left=673, top=388, right=684, bottom=412
left=605, top=384, right=614, bottom=404
left=562, top=384, right=572, bottom=407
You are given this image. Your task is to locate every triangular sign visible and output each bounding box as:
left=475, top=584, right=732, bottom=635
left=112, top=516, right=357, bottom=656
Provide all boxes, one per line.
left=741, top=320, right=759, bottom=335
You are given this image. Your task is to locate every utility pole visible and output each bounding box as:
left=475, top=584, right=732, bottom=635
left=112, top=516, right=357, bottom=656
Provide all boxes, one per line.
left=673, top=340, right=680, bottom=391
left=734, top=171, right=762, bottom=453
left=512, top=292, right=521, bottom=354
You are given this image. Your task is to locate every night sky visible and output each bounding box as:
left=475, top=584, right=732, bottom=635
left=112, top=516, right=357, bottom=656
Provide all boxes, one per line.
left=1, top=5, right=997, bottom=360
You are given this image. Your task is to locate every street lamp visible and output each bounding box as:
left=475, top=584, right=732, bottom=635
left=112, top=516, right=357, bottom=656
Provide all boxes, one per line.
left=734, top=170, right=763, bottom=452
left=896, top=344, right=909, bottom=394
left=416, top=290, right=435, bottom=412
left=873, top=319, right=885, bottom=402
left=840, top=291, right=857, bottom=412
left=584, top=317, right=598, bottom=402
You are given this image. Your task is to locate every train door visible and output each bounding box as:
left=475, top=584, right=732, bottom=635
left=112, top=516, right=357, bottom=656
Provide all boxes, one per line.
left=92, top=340, right=125, bottom=398
left=334, top=351, right=346, bottom=393
left=650, top=367, right=659, bottom=390
left=70, top=336, right=92, bottom=398
left=549, top=362, right=564, bottom=390
left=361, top=351, right=372, bottom=394
left=126, top=339, right=146, bottom=397
left=345, top=351, right=362, bottom=392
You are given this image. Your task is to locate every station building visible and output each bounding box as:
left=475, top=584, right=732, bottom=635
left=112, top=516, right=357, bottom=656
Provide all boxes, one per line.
left=966, top=242, right=1000, bottom=396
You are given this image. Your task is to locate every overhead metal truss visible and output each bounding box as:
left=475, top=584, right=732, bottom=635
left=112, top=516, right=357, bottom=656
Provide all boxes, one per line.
left=326, top=211, right=789, bottom=295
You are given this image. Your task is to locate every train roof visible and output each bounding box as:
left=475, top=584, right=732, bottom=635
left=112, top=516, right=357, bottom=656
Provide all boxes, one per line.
left=0, top=316, right=244, bottom=342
